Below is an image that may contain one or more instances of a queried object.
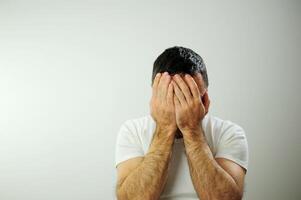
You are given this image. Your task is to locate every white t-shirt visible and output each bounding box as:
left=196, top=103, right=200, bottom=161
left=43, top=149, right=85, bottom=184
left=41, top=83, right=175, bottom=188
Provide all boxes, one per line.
left=115, top=113, right=249, bottom=199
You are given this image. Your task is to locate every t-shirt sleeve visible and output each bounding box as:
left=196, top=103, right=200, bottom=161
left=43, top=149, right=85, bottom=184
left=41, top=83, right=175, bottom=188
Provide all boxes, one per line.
left=215, top=122, right=249, bottom=171
left=115, top=120, right=145, bottom=168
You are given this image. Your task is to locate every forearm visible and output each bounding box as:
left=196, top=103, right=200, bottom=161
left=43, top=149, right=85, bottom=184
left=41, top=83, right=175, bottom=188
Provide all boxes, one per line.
left=183, top=128, right=242, bottom=200
left=117, top=126, right=175, bottom=200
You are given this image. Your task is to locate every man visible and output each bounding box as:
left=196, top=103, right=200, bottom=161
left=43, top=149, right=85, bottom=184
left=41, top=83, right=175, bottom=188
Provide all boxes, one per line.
left=115, top=46, right=249, bottom=200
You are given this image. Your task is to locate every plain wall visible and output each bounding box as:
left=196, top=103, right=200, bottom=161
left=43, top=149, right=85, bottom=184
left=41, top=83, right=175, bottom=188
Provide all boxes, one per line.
left=0, top=0, right=300, bottom=199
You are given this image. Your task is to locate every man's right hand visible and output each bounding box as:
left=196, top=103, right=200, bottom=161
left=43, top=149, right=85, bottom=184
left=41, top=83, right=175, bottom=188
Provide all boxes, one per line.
left=150, top=72, right=177, bottom=136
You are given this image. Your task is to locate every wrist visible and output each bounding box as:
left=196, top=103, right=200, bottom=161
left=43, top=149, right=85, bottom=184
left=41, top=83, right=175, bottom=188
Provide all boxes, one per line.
left=182, top=126, right=205, bottom=140
left=180, top=125, right=200, bottom=134
left=155, top=124, right=177, bottom=138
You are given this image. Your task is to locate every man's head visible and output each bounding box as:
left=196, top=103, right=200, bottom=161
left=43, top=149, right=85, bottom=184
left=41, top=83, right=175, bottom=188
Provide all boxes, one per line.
left=151, top=46, right=209, bottom=91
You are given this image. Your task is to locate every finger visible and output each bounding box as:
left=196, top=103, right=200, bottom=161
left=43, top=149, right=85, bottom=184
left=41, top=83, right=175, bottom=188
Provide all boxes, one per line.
left=158, top=72, right=171, bottom=100
left=152, top=73, right=162, bottom=97
left=174, top=95, right=181, bottom=109
left=166, top=82, right=174, bottom=106
left=172, top=80, right=187, bottom=106
left=173, top=74, right=192, bottom=103
left=184, top=74, right=201, bottom=100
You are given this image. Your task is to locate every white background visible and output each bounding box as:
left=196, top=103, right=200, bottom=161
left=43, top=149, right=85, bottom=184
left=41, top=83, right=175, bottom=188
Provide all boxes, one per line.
left=0, top=0, right=300, bottom=199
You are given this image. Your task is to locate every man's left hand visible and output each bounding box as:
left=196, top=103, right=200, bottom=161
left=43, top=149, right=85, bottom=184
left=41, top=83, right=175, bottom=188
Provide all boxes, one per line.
left=171, top=74, right=210, bottom=134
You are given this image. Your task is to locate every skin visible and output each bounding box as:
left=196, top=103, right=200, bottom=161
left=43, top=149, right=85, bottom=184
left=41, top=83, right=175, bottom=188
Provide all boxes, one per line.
left=172, top=73, right=246, bottom=199
left=116, top=72, right=246, bottom=200
left=116, top=72, right=177, bottom=200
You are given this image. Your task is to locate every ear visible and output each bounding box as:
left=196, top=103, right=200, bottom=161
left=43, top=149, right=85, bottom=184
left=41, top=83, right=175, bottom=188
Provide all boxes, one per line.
left=202, top=90, right=210, bottom=114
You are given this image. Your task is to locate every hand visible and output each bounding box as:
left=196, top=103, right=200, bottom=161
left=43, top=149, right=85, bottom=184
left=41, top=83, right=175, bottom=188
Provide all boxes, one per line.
left=150, top=72, right=177, bottom=135
left=171, top=73, right=210, bottom=133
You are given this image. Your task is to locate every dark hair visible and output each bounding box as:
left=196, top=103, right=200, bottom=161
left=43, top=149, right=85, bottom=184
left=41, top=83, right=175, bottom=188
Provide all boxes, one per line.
left=152, top=46, right=209, bottom=88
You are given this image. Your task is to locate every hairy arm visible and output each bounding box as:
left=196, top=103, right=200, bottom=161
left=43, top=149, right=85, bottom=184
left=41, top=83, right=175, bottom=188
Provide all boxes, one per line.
left=116, top=72, right=178, bottom=199
left=116, top=126, right=175, bottom=200
left=183, top=127, right=244, bottom=200
left=171, top=73, right=246, bottom=200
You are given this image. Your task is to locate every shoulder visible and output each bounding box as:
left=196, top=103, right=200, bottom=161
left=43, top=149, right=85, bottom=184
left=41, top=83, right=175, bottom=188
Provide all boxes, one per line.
left=120, top=114, right=153, bottom=131
left=118, top=114, right=155, bottom=139
left=207, top=114, right=244, bottom=130
left=204, top=114, right=246, bottom=140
